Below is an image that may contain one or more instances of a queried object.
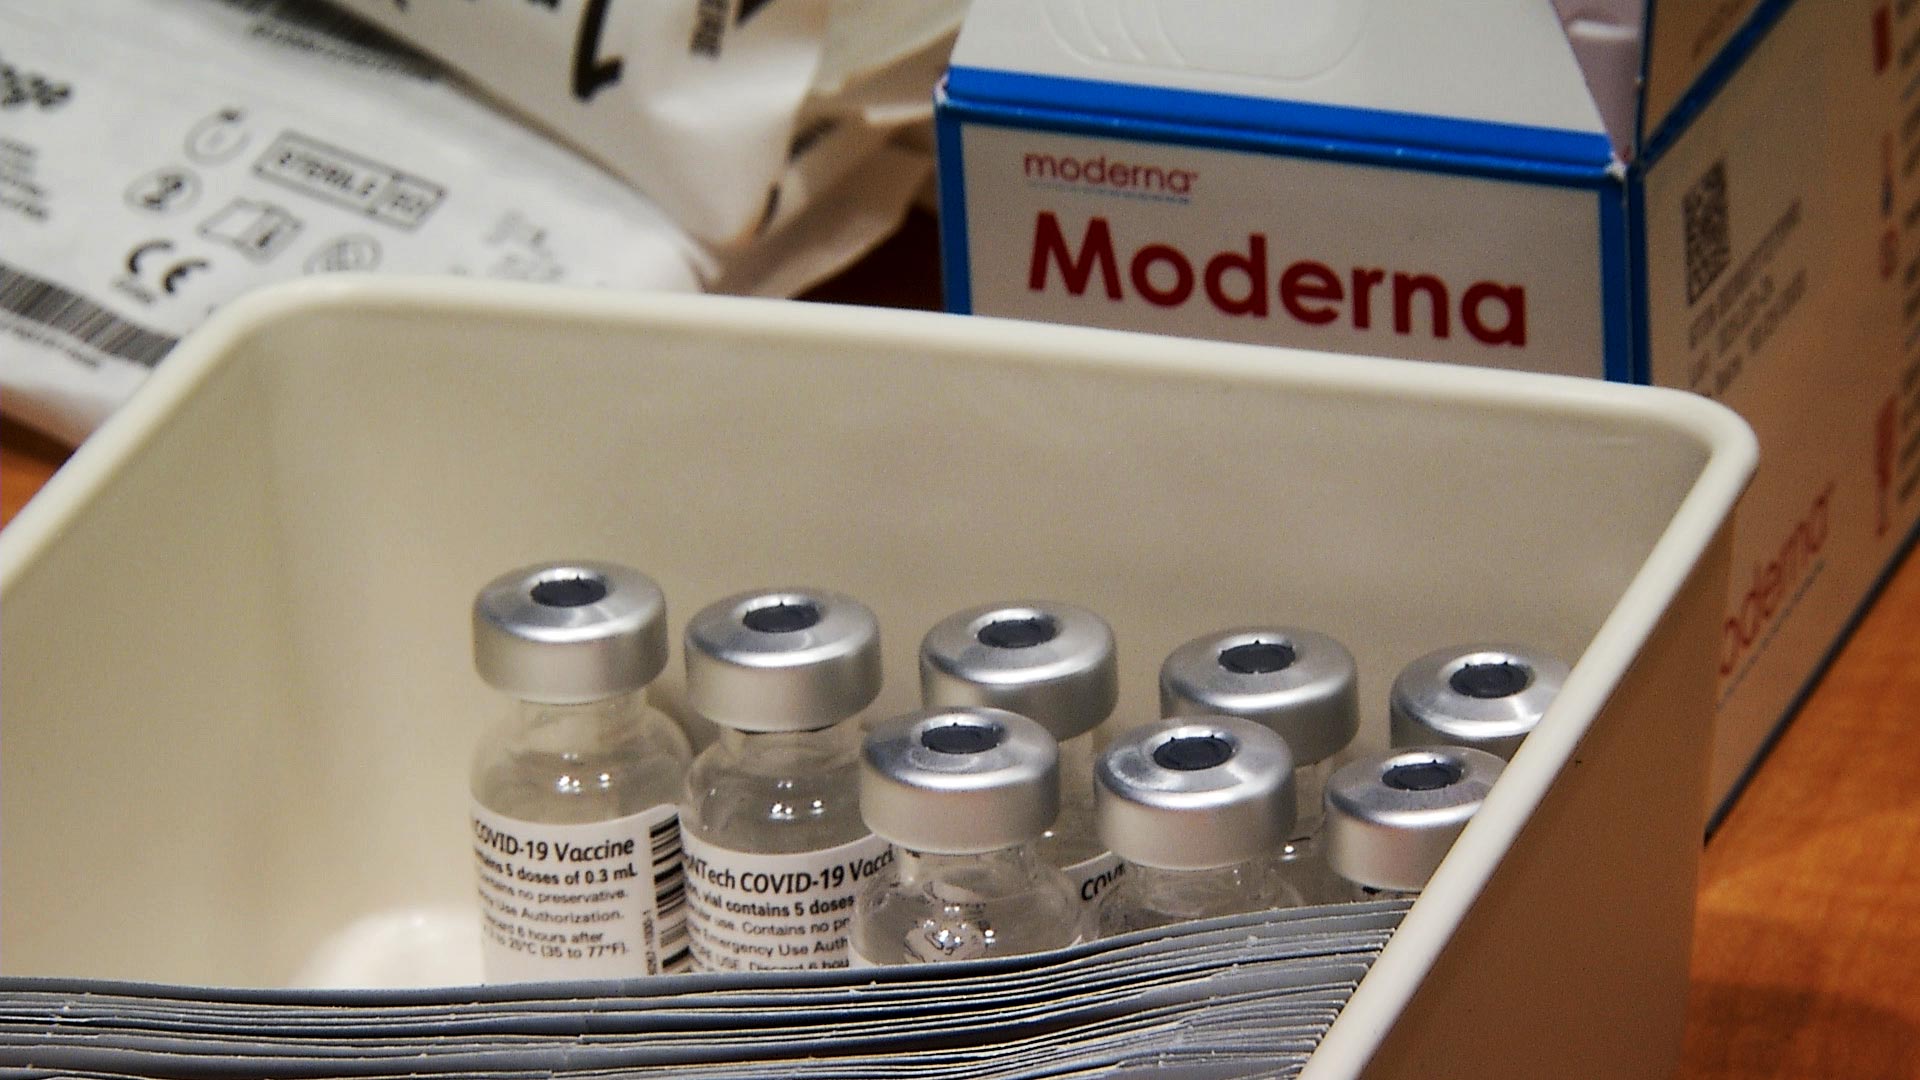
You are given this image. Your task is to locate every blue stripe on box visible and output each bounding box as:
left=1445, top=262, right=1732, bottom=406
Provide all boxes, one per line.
left=1599, top=186, right=1637, bottom=383
left=1640, top=0, right=1799, bottom=165
left=1634, top=0, right=1658, bottom=153
left=1627, top=171, right=1654, bottom=387
left=934, top=81, right=974, bottom=314
left=940, top=84, right=1612, bottom=190
left=947, top=66, right=1618, bottom=182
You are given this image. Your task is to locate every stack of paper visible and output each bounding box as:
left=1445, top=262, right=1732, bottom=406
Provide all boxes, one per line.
left=0, top=901, right=1408, bottom=1080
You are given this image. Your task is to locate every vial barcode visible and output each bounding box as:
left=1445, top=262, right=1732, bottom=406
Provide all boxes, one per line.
left=650, top=815, right=684, bottom=872
left=649, top=813, right=691, bottom=970
left=658, top=922, right=693, bottom=972
left=655, top=876, right=688, bottom=917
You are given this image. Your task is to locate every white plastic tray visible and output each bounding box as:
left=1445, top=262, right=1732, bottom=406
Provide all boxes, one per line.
left=0, top=278, right=1755, bottom=1077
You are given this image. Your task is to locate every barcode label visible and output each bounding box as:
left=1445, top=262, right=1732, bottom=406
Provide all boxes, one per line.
left=649, top=812, right=692, bottom=972
left=0, top=262, right=177, bottom=368
left=1683, top=159, right=1733, bottom=305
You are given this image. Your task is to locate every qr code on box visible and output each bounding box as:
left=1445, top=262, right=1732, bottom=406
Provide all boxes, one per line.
left=1683, top=160, right=1731, bottom=305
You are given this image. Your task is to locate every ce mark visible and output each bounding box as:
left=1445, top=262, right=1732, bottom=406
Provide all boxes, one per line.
left=123, top=240, right=209, bottom=299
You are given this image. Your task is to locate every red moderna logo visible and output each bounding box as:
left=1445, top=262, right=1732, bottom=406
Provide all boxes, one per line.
left=1027, top=212, right=1528, bottom=346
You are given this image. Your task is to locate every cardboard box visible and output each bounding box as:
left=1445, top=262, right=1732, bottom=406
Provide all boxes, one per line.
left=936, top=0, right=1904, bottom=818
left=0, top=280, right=1751, bottom=1076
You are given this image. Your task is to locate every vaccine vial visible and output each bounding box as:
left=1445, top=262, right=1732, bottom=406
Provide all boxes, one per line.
left=920, top=601, right=1121, bottom=906
left=1323, top=746, right=1505, bottom=899
left=1390, top=644, right=1569, bottom=760
left=851, top=706, right=1086, bottom=965
left=469, top=560, right=693, bottom=981
left=1093, top=716, right=1300, bottom=935
left=678, top=587, right=889, bottom=973
left=1158, top=626, right=1359, bottom=903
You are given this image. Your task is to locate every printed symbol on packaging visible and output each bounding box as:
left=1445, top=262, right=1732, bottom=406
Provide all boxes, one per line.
left=124, top=167, right=201, bottom=216
left=1682, top=160, right=1732, bottom=305
left=689, top=0, right=729, bottom=57
left=113, top=239, right=210, bottom=305
left=304, top=234, right=382, bottom=274
left=252, top=132, right=445, bottom=231
left=186, top=108, right=251, bottom=165
left=0, top=57, right=72, bottom=111
left=1876, top=397, right=1898, bottom=535
left=483, top=212, right=562, bottom=282
left=198, top=199, right=302, bottom=263
left=1874, top=6, right=1892, bottom=75
left=1883, top=134, right=1896, bottom=218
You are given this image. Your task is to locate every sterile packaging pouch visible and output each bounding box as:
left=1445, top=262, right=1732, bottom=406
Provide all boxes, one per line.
left=320, top=0, right=967, bottom=248
left=0, top=0, right=944, bottom=444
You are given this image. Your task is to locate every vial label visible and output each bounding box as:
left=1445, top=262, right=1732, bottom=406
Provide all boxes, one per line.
left=681, top=832, right=893, bottom=972
left=469, top=802, right=689, bottom=981
left=1066, top=850, right=1127, bottom=907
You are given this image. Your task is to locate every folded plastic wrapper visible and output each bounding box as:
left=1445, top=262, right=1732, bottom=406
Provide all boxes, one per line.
left=0, top=0, right=958, bottom=445
left=0, top=900, right=1409, bottom=1080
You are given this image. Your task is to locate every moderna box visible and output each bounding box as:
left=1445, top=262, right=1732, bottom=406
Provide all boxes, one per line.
left=936, top=0, right=1908, bottom=817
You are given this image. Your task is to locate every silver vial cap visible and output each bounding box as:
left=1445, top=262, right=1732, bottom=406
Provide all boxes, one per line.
left=1389, top=643, right=1569, bottom=761
left=1158, top=627, right=1359, bottom=765
left=1323, top=746, right=1505, bottom=894
left=860, top=707, right=1059, bottom=854
left=472, top=560, right=668, bottom=706
left=684, top=587, right=882, bottom=732
left=920, top=600, right=1117, bottom=742
left=1094, top=716, right=1297, bottom=871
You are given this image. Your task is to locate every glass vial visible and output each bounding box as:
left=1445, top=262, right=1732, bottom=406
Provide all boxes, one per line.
left=1094, top=716, right=1300, bottom=935
left=920, top=601, right=1120, bottom=906
left=1159, top=626, right=1359, bottom=904
left=1323, top=746, right=1505, bottom=899
left=679, top=587, right=888, bottom=973
left=469, top=560, right=693, bottom=982
left=1390, top=643, right=1569, bottom=760
left=851, top=706, right=1086, bottom=965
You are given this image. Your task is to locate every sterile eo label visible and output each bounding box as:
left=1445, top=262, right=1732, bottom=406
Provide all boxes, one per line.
left=469, top=802, right=689, bottom=981
left=1065, top=850, right=1126, bottom=908
left=681, top=831, right=893, bottom=972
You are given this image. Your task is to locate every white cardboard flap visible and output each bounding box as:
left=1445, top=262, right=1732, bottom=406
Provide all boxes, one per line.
left=950, top=0, right=1611, bottom=149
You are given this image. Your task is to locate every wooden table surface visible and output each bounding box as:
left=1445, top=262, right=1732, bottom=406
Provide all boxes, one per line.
left=5, top=216, right=1918, bottom=1077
